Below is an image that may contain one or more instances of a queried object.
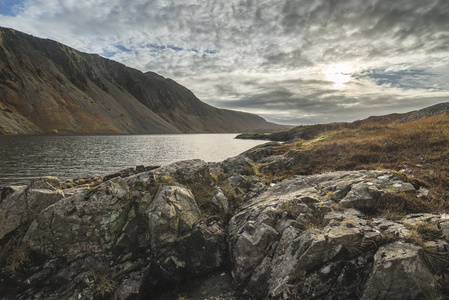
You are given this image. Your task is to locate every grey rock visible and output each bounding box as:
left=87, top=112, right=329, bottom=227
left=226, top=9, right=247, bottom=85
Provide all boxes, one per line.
left=211, top=187, right=229, bottom=214
left=339, top=182, right=382, bottom=210
left=147, top=185, right=202, bottom=249
left=222, top=156, right=256, bottom=176
left=258, top=155, right=294, bottom=174
left=227, top=170, right=426, bottom=299
left=2, top=165, right=446, bottom=300
left=28, top=176, right=61, bottom=190
left=0, top=178, right=65, bottom=240
left=15, top=166, right=227, bottom=299
left=155, top=159, right=213, bottom=184
left=241, top=142, right=283, bottom=163
left=361, top=242, right=435, bottom=300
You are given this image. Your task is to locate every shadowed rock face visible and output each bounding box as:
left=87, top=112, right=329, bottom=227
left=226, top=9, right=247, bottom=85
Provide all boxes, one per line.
left=0, top=27, right=284, bottom=135
left=0, top=153, right=448, bottom=299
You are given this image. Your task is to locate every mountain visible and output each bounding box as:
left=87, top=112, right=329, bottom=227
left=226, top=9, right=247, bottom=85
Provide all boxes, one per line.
left=0, top=27, right=284, bottom=134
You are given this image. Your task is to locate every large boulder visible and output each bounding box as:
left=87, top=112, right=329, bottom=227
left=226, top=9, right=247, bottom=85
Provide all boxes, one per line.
left=154, top=159, right=213, bottom=184
left=222, top=156, right=257, bottom=176
left=361, top=242, right=435, bottom=300
left=146, top=185, right=225, bottom=287
left=227, top=170, right=445, bottom=299
left=0, top=177, right=65, bottom=240
left=3, top=165, right=449, bottom=299
left=148, top=185, right=202, bottom=249
left=3, top=161, right=227, bottom=299
left=23, top=177, right=148, bottom=260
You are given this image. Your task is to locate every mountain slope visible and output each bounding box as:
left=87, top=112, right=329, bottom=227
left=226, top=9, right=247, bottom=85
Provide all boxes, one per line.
left=0, top=27, right=284, bottom=134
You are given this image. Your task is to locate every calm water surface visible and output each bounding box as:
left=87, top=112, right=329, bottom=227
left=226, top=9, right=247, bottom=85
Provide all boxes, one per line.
left=0, top=134, right=266, bottom=187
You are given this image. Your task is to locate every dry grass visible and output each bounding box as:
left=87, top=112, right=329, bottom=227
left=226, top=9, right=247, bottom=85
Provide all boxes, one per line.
left=262, top=112, right=449, bottom=211
left=94, top=270, right=117, bottom=297
left=414, top=223, right=444, bottom=241
left=298, top=206, right=326, bottom=230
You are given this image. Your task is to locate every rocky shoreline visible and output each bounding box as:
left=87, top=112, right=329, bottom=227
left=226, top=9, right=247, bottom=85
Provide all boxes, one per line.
left=1, top=142, right=448, bottom=299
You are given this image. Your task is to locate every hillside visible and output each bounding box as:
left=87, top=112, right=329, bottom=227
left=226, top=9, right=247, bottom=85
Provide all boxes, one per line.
left=237, top=111, right=411, bottom=141
left=242, top=106, right=449, bottom=212
left=0, top=27, right=284, bottom=134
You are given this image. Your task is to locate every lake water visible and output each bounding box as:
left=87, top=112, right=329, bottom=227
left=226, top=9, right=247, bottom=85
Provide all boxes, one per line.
left=0, top=134, right=266, bottom=188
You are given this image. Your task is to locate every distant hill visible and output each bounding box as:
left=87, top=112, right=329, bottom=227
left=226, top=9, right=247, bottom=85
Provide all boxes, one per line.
left=237, top=102, right=449, bottom=142
left=0, top=27, right=285, bottom=134
left=237, top=111, right=408, bottom=141
left=395, top=102, right=449, bottom=124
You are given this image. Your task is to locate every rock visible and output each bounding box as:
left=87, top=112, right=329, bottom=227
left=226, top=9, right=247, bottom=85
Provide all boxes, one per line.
left=1, top=185, right=24, bottom=202
left=143, top=185, right=226, bottom=289
left=222, top=156, right=256, bottom=176
left=147, top=185, right=202, bottom=249
left=24, top=177, right=146, bottom=260
left=227, top=170, right=429, bottom=299
left=401, top=213, right=438, bottom=227
left=258, top=155, right=294, bottom=174
left=28, top=176, right=61, bottom=190
left=155, top=159, right=213, bottom=184
left=2, top=164, right=447, bottom=300
left=12, top=166, right=227, bottom=299
left=103, top=165, right=161, bottom=182
left=361, top=242, right=435, bottom=300
left=226, top=175, right=267, bottom=201
left=211, top=187, right=229, bottom=214
left=339, top=182, right=382, bottom=210
left=0, top=178, right=65, bottom=240
left=240, top=142, right=283, bottom=163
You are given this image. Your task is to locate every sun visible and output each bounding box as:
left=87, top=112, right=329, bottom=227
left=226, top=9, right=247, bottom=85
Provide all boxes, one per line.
left=323, top=64, right=354, bottom=89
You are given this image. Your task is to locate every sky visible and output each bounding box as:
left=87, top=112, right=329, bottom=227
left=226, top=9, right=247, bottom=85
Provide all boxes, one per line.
left=0, top=0, right=448, bottom=125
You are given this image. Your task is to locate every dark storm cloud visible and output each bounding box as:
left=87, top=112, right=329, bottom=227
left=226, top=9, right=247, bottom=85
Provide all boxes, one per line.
left=1, top=0, right=448, bottom=124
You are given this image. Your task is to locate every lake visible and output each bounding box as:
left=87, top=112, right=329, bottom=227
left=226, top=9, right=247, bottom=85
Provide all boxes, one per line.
left=0, top=134, right=266, bottom=188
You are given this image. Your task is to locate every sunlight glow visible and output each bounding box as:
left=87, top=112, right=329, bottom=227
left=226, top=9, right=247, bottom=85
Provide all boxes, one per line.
left=323, top=64, right=354, bottom=89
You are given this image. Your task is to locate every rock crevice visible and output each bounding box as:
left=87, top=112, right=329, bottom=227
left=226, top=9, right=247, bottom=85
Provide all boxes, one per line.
left=1, top=156, right=448, bottom=299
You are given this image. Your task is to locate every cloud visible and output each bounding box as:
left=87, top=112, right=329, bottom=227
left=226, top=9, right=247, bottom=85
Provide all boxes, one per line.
left=0, top=0, right=448, bottom=124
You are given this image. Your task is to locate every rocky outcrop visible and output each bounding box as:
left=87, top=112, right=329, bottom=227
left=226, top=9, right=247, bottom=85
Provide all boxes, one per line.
left=1, top=155, right=448, bottom=299
left=227, top=170, right=447, bottom=299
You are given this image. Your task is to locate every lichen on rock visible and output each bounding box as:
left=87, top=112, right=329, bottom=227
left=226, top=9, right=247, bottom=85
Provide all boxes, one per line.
left=1, top=159, right=449, bottom=299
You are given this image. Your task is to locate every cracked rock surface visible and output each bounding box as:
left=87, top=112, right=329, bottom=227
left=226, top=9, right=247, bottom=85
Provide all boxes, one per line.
left=1, top=157, right=448, bottom=299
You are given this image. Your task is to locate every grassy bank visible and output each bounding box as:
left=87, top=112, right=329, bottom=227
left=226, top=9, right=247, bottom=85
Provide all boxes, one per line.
left=259, top=111, right=449, bottom=211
